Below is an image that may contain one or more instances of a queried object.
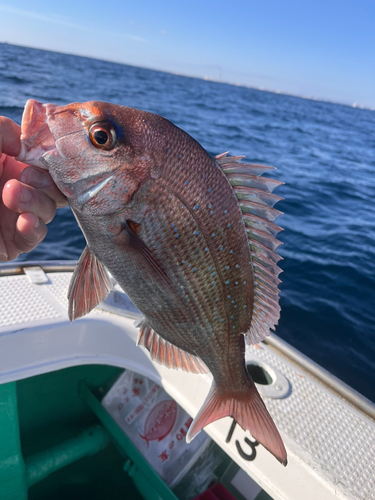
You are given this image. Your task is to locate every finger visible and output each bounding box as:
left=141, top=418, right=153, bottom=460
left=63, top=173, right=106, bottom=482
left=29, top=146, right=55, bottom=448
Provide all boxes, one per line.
left=19, top=166, right=67, bottom=208
left=0, top=117, right=21, bottom=157
left=0, top=155, right=29, bottom=188
left=3, top=179, right=57, bottom=224
left=14, top=213, right=47, bottom=253
left=0, top=200, right=19, bottom=261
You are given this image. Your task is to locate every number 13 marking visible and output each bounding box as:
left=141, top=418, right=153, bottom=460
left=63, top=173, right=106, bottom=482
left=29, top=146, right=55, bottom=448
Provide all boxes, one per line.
left=226, top=419, right=259, bottom=461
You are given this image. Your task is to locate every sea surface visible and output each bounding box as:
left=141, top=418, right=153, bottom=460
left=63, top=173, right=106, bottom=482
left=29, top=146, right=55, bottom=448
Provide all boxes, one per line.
left=1, top=43, right=374, bottom=402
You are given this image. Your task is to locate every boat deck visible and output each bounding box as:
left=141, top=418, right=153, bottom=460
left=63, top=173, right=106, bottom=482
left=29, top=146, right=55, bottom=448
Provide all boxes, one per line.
left=0, top=263, right=374, bottom=500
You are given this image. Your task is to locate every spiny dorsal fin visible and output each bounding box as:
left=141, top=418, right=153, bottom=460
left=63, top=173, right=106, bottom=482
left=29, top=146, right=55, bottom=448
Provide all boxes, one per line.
left=215, top=152, right=283, bottom=345
left=68, top=246, right=112, bottom=321
left=137, top=322, right=209, bottom=374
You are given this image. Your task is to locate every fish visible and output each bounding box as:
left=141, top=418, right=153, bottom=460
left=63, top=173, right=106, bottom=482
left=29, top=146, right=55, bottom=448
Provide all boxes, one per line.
left=140, top=400, right=178, bottom=447
left=18, top=99, right=287, bottom=465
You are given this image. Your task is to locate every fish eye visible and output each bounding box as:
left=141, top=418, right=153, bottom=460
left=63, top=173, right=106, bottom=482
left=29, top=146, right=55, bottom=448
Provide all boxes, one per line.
left=89, top=122, right=116, bottom=150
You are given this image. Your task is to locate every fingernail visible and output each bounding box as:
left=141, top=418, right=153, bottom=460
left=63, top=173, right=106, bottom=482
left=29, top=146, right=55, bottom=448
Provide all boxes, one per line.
left=20, top=186, right=32, bottom=203
left=21, top=168, right=50, bottom=188
left=34, top=217, right=40, bottom=229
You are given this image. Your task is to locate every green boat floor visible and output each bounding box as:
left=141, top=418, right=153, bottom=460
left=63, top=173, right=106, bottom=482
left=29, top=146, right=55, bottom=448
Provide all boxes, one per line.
left=0, top=382, right=27, bottom=500
left=28, top=444, right=143, bottom=500
left=7, top=365, right=147, bottom=499
left=17, top=365, right=123, bottom=457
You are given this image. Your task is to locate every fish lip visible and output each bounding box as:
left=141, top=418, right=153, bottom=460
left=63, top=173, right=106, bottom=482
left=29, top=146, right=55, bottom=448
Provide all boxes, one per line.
left=76, top=174, right=114, bottom=207
left=17, top=99, right=57, bottom=168
left=17, top=100, right=85, bottom=167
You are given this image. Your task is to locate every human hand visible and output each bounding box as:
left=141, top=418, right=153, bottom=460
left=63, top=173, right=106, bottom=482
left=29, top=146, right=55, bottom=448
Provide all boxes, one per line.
left=0, top=116, right=67, bottom=261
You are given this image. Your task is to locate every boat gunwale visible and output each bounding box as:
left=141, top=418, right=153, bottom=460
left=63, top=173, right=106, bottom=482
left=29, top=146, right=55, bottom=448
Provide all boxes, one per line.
left=1, top=259, right=374, bottom=422
left=0, top=260, right=77, bottom=275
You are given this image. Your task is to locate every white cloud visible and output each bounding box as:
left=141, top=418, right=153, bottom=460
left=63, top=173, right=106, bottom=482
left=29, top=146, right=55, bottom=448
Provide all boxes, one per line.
left=0, top=4, right=147, bottom=42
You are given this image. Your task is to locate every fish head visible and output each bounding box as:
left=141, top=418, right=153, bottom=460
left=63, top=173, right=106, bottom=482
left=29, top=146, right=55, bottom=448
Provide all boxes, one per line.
left=18, top=99, right=157, bottom=214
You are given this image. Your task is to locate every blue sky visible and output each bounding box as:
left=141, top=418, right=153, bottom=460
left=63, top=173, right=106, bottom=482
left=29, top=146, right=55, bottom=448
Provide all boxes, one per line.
left=0, top=0, right=374, bottom=108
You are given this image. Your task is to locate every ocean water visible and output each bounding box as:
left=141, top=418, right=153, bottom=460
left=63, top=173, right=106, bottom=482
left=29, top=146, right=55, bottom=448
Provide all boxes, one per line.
left=1, top=43, right=374, bottom=402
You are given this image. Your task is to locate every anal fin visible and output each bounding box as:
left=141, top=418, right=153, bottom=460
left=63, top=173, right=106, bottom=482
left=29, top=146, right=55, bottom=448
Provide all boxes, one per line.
left=68, top=246, right=112, bottom=321
left=137, top=323, right=208, bottom=374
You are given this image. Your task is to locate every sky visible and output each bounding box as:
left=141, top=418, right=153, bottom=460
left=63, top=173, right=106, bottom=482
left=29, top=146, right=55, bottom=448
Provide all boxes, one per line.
left=0, top=0, right=374, bottom=108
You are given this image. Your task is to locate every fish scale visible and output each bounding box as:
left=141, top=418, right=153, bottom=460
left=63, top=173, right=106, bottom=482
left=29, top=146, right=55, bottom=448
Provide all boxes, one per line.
left=138, top=187, right=212, bottom=337
left=139, top=153, right=256, bottom=385
left=139, top=187, right=225, bottom=357
left=18, top=99, right=287, bottom=465
left=161, top=189, right=244, bottom=329
left=159, top=150, right=253, bottom=338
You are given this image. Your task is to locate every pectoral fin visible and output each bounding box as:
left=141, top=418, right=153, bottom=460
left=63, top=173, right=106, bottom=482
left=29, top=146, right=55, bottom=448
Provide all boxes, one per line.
left=120, top=220, right=175, bottom=293
left=68, top=246, right=112, bottom=321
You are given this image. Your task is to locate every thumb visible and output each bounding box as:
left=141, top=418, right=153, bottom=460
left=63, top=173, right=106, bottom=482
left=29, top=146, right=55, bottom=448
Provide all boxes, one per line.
left=0, top=117, right=21, bottom=157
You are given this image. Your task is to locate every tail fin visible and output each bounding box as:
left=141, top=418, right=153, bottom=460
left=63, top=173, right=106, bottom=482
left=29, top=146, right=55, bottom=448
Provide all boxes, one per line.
left=186, top=380, right=287, bottom=466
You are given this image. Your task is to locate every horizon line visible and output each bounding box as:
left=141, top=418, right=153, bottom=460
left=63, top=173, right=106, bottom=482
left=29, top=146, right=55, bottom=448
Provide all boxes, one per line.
left=1, top=41, right=373, bottom=112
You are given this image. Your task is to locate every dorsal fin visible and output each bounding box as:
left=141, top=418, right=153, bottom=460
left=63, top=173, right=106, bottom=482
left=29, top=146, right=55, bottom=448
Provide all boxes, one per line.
left=136, top=322, right=209, bottom=374
left=215, top=152, right=284, bottom=346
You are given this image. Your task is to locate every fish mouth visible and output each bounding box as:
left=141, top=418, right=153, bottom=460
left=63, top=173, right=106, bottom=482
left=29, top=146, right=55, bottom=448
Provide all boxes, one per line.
left=17, top=100, right=58, bottom=168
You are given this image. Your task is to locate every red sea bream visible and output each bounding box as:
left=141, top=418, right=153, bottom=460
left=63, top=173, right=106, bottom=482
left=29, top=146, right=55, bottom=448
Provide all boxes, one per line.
left=18, top=99, right=287, bottom=464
